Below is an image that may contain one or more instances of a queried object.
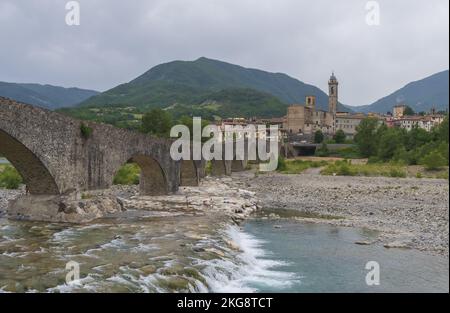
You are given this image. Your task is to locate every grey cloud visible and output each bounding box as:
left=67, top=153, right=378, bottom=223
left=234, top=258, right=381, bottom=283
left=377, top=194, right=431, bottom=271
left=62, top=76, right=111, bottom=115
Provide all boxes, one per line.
left=0, top=0, right=448, bottom=106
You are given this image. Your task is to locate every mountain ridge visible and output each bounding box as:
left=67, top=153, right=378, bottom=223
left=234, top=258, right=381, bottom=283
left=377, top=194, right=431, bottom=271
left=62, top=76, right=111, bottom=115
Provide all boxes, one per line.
left=351, top=70, right=449, bottom=114
left=0, top=81, right=99, bottom=109
left=79, top=57, right=349, bottom=117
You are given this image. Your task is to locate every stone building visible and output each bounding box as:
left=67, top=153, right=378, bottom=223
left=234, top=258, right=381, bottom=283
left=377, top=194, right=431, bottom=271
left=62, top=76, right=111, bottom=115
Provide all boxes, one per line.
left=335, top=112, right=366, bottom=137
left=393, top=113, right=445, bottom=132
left=393, top=104, right=408, bottom=118
left=284, top=73, right=338, bottom=136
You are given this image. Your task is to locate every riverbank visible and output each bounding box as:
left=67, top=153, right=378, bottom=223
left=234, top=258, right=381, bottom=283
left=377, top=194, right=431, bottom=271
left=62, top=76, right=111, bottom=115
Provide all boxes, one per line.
left=236, top=171, right=449, bottom=256
left=0, top=177, right=258, bottom=223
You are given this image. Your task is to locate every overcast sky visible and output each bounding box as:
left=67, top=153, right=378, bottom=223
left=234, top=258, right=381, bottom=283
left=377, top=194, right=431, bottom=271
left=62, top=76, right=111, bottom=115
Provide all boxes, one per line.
left=0, top=0, right=448, bottom=106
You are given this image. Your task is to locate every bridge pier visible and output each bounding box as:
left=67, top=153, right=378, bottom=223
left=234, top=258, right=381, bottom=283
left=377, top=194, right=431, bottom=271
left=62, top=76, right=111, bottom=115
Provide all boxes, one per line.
left=180, top=160, right=200, bottom=186
left=211, top=160, right=232, bottom=176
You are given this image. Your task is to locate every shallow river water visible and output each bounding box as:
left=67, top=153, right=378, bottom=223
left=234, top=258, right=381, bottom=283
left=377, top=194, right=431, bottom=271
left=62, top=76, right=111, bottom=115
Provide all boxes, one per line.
left=0, top=210, right=448, bottom=293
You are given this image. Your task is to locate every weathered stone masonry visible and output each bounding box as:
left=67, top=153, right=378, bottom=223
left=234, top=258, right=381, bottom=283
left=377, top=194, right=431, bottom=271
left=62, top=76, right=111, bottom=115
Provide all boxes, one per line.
left=0, top=96, right=254, bottom=200
left=0, top=97, right=180, bottom=196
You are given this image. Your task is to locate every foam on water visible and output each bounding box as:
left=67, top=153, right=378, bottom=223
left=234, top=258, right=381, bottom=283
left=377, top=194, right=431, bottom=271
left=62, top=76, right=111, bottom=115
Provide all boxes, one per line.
left=196, top=225, right=301, bottom=293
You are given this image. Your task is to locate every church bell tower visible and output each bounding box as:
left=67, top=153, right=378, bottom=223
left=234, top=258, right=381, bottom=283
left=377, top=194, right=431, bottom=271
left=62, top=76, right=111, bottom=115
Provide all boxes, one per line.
left=328, top=72, right=338, bottom=133
left=328, top=72, right=338, bottom=114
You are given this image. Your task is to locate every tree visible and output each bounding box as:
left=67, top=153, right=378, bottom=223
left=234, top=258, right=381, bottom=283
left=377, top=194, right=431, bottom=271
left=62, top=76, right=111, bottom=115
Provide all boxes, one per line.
left=141, top=108, right=173, bottom=137
left=403, top=106, right=415, bottom=116
left=434, top=115, right=449, bottom=143
left=314, top=130, right=324, bottom=143
left=354, top=118, right=379, bottom=157
left=377, top=128, right=406, bottom=161
left=333, top=129, right=346, bottom=144
left=177, top=115, right=211, bottom=142
left=421, top=150, right=447, bottom=170
left=405, top=126, right=431, bottom=151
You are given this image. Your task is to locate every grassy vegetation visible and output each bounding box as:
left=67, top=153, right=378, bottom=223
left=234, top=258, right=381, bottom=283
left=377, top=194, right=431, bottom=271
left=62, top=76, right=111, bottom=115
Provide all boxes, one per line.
left=329, top=146, right=363, bottom=159
left=0, top=165, right=23, bottom=189
left=113, top=163, right=140, bottom=185
left=278, top=158, right=328, bottom=174
left=321, top=160, right=407, bottom=178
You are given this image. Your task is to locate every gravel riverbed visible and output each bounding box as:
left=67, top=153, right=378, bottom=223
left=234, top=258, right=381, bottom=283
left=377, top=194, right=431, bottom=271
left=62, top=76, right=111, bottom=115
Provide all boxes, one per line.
left=233, top=171, right=449, bottom=256
left=1, top=173, right=448, bottom=256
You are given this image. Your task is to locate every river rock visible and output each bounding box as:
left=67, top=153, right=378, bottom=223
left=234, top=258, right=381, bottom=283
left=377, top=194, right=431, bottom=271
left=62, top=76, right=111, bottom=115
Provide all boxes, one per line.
left=7, top=194, right=125, bottom=223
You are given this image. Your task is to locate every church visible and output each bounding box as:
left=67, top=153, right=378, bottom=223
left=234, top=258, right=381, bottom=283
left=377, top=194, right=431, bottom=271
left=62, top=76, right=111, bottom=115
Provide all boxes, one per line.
left=285, top=73, right=339, bottom=136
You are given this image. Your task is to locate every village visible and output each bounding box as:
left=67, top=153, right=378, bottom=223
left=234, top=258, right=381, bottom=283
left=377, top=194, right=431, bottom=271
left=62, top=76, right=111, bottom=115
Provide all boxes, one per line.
left=215, top=73, right=447, bottom=145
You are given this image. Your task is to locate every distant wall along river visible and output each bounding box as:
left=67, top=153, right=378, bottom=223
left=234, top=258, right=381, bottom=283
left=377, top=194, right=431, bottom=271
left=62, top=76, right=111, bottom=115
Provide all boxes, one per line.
left=0, top=208, right=448, bottom=292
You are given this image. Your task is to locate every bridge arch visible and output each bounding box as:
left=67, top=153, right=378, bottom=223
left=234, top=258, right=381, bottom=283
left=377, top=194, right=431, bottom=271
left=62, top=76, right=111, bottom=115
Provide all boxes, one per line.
left=0, top=129, right=59, bottom=195
left=113, top=154, right=168, bottom=196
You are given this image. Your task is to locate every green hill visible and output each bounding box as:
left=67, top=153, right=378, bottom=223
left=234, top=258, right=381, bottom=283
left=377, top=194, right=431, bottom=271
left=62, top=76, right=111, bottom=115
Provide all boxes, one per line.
left=79, top=57, right=348, bottom=117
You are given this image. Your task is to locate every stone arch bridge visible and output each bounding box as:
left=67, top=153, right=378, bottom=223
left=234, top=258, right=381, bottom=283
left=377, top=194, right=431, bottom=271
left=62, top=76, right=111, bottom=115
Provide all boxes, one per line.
left=0, top=97, right=248, bottom=199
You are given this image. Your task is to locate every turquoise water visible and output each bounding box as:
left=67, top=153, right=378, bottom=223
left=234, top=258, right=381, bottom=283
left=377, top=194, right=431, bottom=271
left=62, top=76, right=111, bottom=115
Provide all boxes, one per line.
left=0, top=203, right=448, bottom=292
left=240, top=219, right=449, bottom=293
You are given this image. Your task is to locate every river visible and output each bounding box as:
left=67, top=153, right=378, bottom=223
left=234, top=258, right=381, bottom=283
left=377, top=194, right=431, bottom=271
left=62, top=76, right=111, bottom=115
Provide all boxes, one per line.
left=0, top=208, right=448, bottom=293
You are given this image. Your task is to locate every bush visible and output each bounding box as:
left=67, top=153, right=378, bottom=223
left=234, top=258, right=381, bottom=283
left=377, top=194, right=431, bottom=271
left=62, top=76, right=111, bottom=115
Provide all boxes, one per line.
left=332, top=146, right=362, bottom=159
left=113, top=163, right=140, bottom=185
left=333, top=129, right=346, bottom=144
left=277, top=156, right=287, bottom=171
left=367, top=156, right=380, bottom=164
left=389, top=168, right=407, bottom=178
left=314, top=130, right=324, bottom=143
left=80, top=123, right=93, bottom=139
left=315, top=143, right=329, bottom=157
left=321, top=160, right=356, bottom=176
left=337, top=163, right=353, bottom=175
left=0, top=166, right=23, bottom=189
left=205, top=161, right=213, bottom=175
left=392, top=146, right=410, bottom=165
left=420, top=150, right=447, bottom=170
